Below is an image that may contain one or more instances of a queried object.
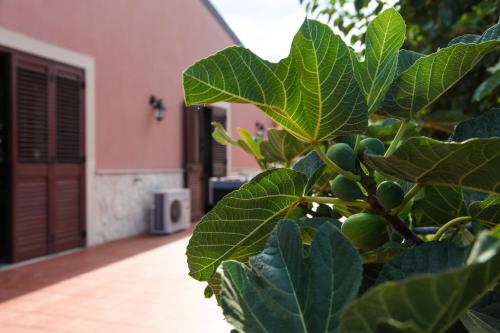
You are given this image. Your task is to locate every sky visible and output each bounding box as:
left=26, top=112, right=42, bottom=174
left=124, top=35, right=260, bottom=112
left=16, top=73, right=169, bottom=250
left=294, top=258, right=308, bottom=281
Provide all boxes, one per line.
left=209, top=0, right=308, bottom=62
left=209, top=1, right=398, bottom=62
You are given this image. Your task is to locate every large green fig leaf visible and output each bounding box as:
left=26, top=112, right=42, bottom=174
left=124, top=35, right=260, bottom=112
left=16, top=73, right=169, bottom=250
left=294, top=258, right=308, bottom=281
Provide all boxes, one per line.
left=221, top=221, right=362, bottom=333
left=361, top=242, right=405, bottom=265
left=366, top=118, right=401, bottom=141
left=450, top=109, right=500, bottom=206
left=186, top=169, right=307, bottom=281
left=396, top=50, right=424, bottom=75
left=293, top=150, right=326, bottom=192
left=353, top=8, right=405, bottom=113
left=461, top=310, right=500, bottom=333
left=260, top=128, right=310, bottom=165
left=364, top=137, right=500, bottom=195
left=340, top=231, right=500, bottom=333
left=298, top=217, right=342, bottom=244
left=412, top=186, right=467, bottom=226
left=462, top=287, right=500, bottom=332
left=183, top=19, right=368, bottom=143
left=451, top=108, right=500, bottom=142
left=376, top=241, right=468, bottom=283
left=469, top=195, right=500, bottom=228
left=380, top=23, right=500, bottom=119
left=473, top=71, right=500, bottom=102
left=204, top=272, right=222, bottom=301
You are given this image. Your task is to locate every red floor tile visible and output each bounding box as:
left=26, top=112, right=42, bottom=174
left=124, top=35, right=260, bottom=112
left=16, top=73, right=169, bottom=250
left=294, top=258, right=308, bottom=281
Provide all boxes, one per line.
left=0, top=228, right=231, bottom=332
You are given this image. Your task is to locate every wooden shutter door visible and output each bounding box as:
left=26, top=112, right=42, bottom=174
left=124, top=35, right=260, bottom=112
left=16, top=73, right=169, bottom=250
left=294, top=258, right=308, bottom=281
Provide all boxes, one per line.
left=184, top=106, right=205, bottom=221
left=51, top=65, right=85, bottom=252
left=210, top=107, right=227, bottom=177
left=10, top=52, right=85, bottom=262
left=11, top=55, right=50, bottom=261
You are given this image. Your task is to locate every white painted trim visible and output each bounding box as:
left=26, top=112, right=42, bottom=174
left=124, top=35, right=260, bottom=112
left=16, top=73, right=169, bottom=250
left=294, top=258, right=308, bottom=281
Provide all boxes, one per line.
left=0, top=26, right=96, bottom=247
left=96, top=168, right=184, bottom=175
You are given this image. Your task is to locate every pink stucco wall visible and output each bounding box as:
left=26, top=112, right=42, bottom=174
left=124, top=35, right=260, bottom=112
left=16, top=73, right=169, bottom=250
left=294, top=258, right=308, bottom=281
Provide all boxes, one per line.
left=0, top=0, right=270, bottom=171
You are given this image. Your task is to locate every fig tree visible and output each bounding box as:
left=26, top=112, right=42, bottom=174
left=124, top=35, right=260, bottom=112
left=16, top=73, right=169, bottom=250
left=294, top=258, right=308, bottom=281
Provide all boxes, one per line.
left=330, top=175, right=364, bottom=201
left=341, top=212, right=389, bottom=251
left=358, top=137, right=385, bottom=156
left=326, top=143, right=356, bottom=172
left=376, top=181, right=404, bottom=210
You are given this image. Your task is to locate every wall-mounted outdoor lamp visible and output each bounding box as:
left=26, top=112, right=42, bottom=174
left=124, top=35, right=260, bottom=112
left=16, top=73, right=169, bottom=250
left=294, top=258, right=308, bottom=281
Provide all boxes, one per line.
left=149, top=95, right=167, bottom=121
left=255, top=121, right=265, bottom=137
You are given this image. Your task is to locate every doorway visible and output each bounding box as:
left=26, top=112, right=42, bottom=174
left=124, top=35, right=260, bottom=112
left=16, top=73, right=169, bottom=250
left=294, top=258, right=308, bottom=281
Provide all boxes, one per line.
left=0, top=52, right=11, bottom=262
left=0, top=47, right=86, bottom=263
left=183, top=105, right=227, bottom=221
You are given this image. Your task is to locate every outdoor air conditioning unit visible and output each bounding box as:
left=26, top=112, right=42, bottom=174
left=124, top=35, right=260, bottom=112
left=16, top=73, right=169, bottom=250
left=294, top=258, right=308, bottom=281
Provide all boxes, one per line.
left=151, top=188, right=191, bottom=234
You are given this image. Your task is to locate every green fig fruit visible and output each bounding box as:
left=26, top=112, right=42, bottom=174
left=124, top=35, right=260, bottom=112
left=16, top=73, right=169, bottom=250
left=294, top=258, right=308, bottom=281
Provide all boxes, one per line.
left=376, top=181, right=404, bottom=210
left=330, top=175, right=364, bottom=201
left=316, top=203, right=332, bottom=217
left=358, top=137, right=385, bottom=156
left=326, top=143, right=356, bottom=172
left=341, top=212, right=389, bottom=251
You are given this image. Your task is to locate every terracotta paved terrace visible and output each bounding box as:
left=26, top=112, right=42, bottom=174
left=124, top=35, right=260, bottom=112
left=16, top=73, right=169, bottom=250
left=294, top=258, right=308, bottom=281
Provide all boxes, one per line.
left=0, top=227, right=231, bottom=332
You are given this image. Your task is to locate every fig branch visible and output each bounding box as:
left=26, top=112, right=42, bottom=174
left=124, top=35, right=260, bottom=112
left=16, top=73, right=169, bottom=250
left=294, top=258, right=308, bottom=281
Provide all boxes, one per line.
left=357, top=163, right=423, bottom=245
left=302, top=195, right=370, bottom=209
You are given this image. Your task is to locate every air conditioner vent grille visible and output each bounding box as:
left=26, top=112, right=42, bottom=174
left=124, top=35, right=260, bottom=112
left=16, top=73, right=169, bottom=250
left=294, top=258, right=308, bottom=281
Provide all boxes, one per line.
left=151, top=189, right=190, bottom=234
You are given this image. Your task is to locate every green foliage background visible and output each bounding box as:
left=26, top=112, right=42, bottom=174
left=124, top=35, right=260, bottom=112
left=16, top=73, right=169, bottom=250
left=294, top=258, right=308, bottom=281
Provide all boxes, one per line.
left=301, top=0, right=500, bottom=137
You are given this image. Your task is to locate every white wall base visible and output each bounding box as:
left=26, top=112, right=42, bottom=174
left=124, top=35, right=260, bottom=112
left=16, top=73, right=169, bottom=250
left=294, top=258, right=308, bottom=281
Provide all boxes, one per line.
left=88, top=170, right=183, bottom=246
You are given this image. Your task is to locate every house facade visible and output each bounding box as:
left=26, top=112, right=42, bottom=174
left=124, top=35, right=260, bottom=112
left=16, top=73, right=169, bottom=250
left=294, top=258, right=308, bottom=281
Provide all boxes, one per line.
left=0, top=0, right=272, bottom=263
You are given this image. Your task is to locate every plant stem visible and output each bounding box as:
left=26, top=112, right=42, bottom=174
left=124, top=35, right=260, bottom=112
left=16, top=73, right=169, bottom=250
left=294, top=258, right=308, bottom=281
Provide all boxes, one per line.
left=384, top=120, right=407, bottom=157
left=357, top=163, right=423, bottom=245
left=390, top=183, right=421, bottom=215
left=433, top=216, right=473, bottom=241
left=313, top=146, right=360, bottom=182
left=256, top=158, right=267, bottom=171
left=302, top=195, right=370, bottom=209
left=353, top=134, right=362, bottom=155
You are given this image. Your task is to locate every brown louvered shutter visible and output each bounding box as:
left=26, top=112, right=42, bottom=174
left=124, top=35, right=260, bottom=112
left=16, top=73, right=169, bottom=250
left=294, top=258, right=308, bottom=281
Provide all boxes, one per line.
left=12, top=56, right=50, bottom=261
left=211, top=107, right=227, bottom=177
left=10, top=52, right=85, bottom=262
left=56, top=74, right=81, bottom=163
left=17, top=65, right=49, bottom=163
left=52, top=66, right=84, bottom=252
